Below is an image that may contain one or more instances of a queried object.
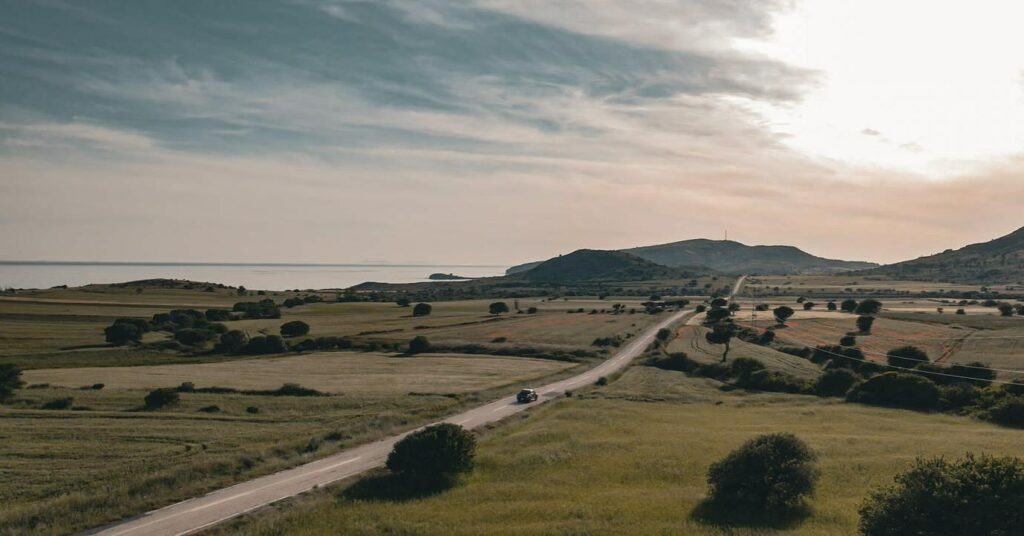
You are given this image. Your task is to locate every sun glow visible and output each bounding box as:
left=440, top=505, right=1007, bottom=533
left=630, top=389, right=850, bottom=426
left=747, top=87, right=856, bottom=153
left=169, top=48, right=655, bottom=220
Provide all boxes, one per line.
left=737, top=0, right=1024, bottom=176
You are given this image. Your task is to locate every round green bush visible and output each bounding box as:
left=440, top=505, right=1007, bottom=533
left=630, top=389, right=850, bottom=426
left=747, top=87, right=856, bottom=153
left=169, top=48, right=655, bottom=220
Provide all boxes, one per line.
left=987, top=396, right=1024, bottom=427
left=386, top=423, right=476, bottom=487
left=279, top=320, right=310, bottom=338
left=814, top=368, right=860, bottom=397
left=706, top=433, right=817, bottom=511
left=859, top=454, right=1024, bottom=535
left=408, top=335, right=431, bottom=354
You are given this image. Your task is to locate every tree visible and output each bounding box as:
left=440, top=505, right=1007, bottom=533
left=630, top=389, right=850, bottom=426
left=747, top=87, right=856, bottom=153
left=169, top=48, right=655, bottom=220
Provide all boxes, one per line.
left=947, top=361, right=996, bottom=387
left=0, top=363, right=24, bottom=402
left=656, top=328, right=671, bottom=342
left=144, top=388, right=180, bottom=409
left=887, top=345, right=929, bottom=369
left=856, top=315, right=875, bottom=333
left=855, top=299, right=882, bottom=315
left=280, top=320, right=310, bottom=338
left=840, top=299, right=858, bottom=313
left=774, top=306, right=795, bottom=325
left=408, top=335, right=431, bottom=354
left=412, top=303, right=432, bottom=317
left=488, top=302, right=510, bottom=315
left=859, top=455, right=1024, bottom=535
left=706, top=433, right=817, bottom=512
left=710, top=298, right=728, bottom=308
left=998, top=303, right=1015, bottom=317
left=728, top=302, right=741, bottom=313
left=104, top=322, right=143, bottom=345
left=705, top=324, right=735, bottom=362
left=386, top=423, right=476, bottom=488
left=827, top=301, right=837, bottom=311
left=987, top=396, right=1024, bottom=427
left=803, top=302, right=816, bottom=311
left=396, top=298, right=411, bottom=307
left=705, top=307, right=731, bottom=323
left=205, top=308, right=232, bottom=321
left=839, top=335, right=856, bottom=347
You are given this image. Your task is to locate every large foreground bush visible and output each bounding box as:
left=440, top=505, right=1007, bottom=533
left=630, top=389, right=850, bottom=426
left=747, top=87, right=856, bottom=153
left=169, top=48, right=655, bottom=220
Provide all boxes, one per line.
left=706, top=433, right=817, bottom=512
left=859, top=454, right=1024, bottom=535
left=386, top=423, right=476, bottom=488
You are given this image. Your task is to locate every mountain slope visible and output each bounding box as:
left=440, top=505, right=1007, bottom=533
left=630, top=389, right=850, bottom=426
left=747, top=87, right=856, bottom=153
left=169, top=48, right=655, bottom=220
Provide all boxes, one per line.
left=860, top=226, right=1024, bottom=284
left=622, top=239, right=876, bottom=275
left=514, top=249, right=703, bottom=283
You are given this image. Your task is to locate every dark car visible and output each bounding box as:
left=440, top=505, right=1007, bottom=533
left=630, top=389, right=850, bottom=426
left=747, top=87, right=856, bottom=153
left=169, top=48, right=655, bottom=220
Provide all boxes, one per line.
left=517, top=388, right=539, bottom=403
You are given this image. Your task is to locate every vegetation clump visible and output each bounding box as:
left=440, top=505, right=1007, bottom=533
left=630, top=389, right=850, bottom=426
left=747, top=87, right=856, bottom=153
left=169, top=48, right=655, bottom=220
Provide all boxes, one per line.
left=846, top=372, right=940, bottom=410
left=144, top=388, right=180, bottom=409
left=408, top=336, right=431, bottom=354
left=386, top=423, right=476, bottom=489
left=705, top=433, right=818, bottom=513
left=859, top=455, right=1024, bottom=536
left=280, top=320, right=311, bottom=338
left=0, top=363, right=24, bottom=402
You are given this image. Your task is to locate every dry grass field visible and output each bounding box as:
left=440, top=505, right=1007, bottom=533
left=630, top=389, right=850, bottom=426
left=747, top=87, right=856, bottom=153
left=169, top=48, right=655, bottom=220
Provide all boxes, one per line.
left=744, top=275, right=996, bottom=295
left=667, top=325, right=822, bottom=379
left=23, top=352, right=575, bottom=394
left=213, top=366, right=1024, bottom=536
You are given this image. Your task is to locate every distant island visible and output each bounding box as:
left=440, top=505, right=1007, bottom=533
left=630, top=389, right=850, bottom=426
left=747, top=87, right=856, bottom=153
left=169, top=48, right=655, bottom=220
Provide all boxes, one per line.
left=428, top=273, right=470, bottom=280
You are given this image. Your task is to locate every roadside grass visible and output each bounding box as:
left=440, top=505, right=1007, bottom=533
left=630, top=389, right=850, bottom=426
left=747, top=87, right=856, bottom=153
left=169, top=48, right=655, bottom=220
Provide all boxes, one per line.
left=213, top=367, right=1024, bottom=536
left=668, top=325, right=821, bottom=379
left=22, top=352, right=576, bottom=394
left=0, top=353, right=584, bottom=536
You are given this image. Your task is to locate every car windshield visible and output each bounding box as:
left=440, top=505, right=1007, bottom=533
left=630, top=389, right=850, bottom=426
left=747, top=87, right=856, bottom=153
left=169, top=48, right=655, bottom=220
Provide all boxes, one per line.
left=519, top=390, right=533, bottom=395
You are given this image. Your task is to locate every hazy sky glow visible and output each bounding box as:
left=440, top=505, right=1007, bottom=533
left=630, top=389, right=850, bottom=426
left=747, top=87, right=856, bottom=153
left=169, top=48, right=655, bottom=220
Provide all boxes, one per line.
left=2, top=0, right=1023, bottom=266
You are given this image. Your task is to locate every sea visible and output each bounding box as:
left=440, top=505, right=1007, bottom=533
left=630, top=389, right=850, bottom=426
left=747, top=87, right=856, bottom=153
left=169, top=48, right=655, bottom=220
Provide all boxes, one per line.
left=0, top=262, right=507, bottom=291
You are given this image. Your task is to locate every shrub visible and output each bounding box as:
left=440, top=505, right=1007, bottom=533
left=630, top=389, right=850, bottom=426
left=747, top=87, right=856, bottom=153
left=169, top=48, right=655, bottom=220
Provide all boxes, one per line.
left=955, top=308, right=966, bottom=315
left=198, top=405, right=221, bottom=413
left=216, top=330, right=249, bottom=353
left=839, top=335, right=856, bottom=347
left=706, top=433, right=817, bottom=511
left=396, top=297, right=411, bottom=307
left=827, top=301, right=837, bottom=311
left=272, top=383, right=324, bottom=397
left=176, top=381, right=196, bottom=392
left=243, top=335, right=288, bottom=355
left=90, top=383, right=104, bottom=390
left=739, top=370, right=808, bottom=394
left=886, top=345, right=929, bottom=369
left=694, top=304, right=707, bottom=313
left=205, top=308, right=232, bottom=321
left=291, top=338, right=317, bottom=353
left=729, top=357, right=766, bottom=381
left=846, top=372, right=940, bottom=410
left=1004, top=378, right=1024, bottom=396
left=527, top=306, right=538, bottom=314
left=408, top=335, right=431, bottom=354
left=856, top=315, right=875, bottom=333
left=280, top=320, right=310, bottom=338
left=814, top=368, right=860, bottom=397
left=246, top=406, right=260, bottom=414
left=412, top=303, right=432, bottom=317
left=987, top=396, right=1024, bottom=427
left=859, top=454, right=1024, bottom=535
left=854, top=299, right=882, bottom=315
left=656, top=328, right=672, bottom=341
left=42, top=397, right=73, bottom=410
left=947, top=361, right=996, bottom=387
left=705, top=307, right=731, bottom=323
left=595, top=376, right=608, bottom=386
left=144, top=388, right=180, bottom=409
left=998, top=303, right=1015, bottom=316
left=385, top=423, right=476, bottom=487
left=174, top=328, right=215, bottom=346
left=104, top=322, right=143, bottom=345
left=0, top=363, right=24, bottom=402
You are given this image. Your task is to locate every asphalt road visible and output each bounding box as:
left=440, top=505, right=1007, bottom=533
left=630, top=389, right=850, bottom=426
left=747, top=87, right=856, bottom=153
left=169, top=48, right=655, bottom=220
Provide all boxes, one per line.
left=86, top=277, right=745, bottom=536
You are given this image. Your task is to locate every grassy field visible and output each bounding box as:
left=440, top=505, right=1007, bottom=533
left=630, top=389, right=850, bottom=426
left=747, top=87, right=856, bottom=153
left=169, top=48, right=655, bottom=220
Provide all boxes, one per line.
left=22, top=352, right=575, bottom=394
left=213, top=366, right=1024, bottom=536
left=667, top=325, right=822, bottom=379
left=744, top=275, right=996, bottom=295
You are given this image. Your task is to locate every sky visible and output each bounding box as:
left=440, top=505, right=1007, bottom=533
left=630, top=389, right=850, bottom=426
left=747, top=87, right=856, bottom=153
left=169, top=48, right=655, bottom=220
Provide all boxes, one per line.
left=2, top=0, right=1024, bottom=266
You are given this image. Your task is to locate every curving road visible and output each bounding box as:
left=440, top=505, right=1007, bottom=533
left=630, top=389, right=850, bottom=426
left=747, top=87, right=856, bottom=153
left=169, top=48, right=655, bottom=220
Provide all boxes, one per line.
left=85, top=277, right=744, bottom=536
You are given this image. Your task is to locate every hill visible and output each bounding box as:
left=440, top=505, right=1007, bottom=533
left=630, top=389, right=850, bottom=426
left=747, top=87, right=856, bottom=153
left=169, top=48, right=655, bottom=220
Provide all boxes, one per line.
left=860, top=226, right=1024, bottom=284
left=507, top=240, right=873, bottom=276
left=625, top=239, right=876, bottom=275
left=514, top=249, right=702, bottom=283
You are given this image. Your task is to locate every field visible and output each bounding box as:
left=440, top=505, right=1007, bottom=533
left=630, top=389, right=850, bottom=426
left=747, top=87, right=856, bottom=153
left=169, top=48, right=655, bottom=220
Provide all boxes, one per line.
left=212, top=366, right=1024, bottom=536
left=667, top=325, right=822, bottom=379
left=743, top=275, right=998, bottom=296
left=22, top=352, right=574, bottom=394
